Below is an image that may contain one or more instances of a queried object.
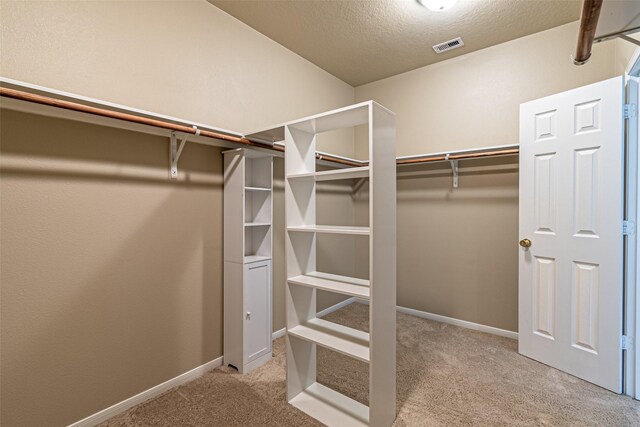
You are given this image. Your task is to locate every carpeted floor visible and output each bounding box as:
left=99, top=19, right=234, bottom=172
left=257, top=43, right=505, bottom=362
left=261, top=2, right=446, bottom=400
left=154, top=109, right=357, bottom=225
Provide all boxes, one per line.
left=101, top=303, right=640, bottom=426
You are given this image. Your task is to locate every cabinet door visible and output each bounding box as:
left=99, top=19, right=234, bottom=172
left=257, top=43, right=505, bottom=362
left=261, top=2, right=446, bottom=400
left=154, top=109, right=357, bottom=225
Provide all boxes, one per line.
left=244, top=261, right=272, bottom=363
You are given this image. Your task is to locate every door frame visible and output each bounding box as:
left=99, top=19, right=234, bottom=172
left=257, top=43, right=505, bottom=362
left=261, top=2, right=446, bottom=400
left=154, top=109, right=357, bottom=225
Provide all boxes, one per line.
left=624, top=46, right=640, bottom=399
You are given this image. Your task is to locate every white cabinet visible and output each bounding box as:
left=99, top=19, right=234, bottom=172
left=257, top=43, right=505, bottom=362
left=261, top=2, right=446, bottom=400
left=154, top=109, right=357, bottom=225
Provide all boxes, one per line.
left=244, top=260, right=272, bottom=363
left=223, top=149, right=273, bottom=373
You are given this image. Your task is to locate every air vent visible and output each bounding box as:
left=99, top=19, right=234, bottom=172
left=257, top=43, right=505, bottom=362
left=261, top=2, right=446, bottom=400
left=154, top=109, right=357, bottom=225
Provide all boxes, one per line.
left=432, top=37, right=464, bottom=54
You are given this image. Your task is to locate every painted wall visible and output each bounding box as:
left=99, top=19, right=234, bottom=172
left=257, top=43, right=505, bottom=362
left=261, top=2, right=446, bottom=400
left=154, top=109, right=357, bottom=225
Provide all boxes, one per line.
left=615, top=35, right=640, bottom=76
left=355, top=22, right=616, bottom=156
left=0, top=1, right=354, bottom=425
left=354, top=21, right=620, bottom=332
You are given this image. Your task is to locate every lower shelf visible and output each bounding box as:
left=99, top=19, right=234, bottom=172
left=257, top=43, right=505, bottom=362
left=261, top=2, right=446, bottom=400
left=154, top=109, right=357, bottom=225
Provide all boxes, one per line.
left=288, top=318, right=370, bottom=362
left=289, top=382, right=369, bottom=427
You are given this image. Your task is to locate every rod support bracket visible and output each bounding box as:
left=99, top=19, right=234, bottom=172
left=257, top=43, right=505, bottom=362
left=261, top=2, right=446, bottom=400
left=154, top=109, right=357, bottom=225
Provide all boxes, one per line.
left=169, top=131, right=189, bottom=179
left=446, top=154, right=459, bottom=188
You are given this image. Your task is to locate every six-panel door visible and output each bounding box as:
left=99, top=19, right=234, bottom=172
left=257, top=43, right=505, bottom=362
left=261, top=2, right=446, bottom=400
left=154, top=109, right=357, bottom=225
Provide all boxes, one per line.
left=519, top=76, right=625, bottom=393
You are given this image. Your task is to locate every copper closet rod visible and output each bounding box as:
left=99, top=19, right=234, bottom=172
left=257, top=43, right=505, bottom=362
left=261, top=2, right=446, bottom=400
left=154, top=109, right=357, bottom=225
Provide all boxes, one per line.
left=0, top=87, right=519, bottom=168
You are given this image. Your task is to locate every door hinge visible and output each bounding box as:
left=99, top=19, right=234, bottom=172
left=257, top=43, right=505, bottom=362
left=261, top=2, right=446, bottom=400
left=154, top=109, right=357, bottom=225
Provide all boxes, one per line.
left=622, top=335, right=633, bottom=350
left=624, top=103, right=637, bottom=119
left=623, top=220, right=635, bottom=236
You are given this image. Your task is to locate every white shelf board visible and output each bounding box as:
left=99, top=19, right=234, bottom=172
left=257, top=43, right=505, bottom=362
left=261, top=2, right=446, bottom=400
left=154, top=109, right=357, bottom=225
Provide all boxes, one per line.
left=289, top=382, right=369, bottom=427
left=244, top=222, right=271, bottom=227
left=244, top=255, right=272, bottom=264
left=245, top=186, right=271, bottom=192
left=288, top=166, right=369, bottom=182
left=287, top=225, right=370, bottom=236
left=288, top=272, right=370, bottom=299
left=245, top=101, right=394, bottom=139
left=288, top=318, right=370, bottom=363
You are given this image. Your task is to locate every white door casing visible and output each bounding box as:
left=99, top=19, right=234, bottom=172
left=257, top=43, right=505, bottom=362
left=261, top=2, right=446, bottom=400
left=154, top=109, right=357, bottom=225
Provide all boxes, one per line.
left=519, top=76, right=625, bottom=393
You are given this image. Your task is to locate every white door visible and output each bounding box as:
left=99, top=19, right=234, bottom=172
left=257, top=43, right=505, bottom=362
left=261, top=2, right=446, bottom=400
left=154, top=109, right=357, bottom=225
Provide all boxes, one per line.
left=244, top=260, right=272, bottom=363
left=519, top=76, right=625, bottom=393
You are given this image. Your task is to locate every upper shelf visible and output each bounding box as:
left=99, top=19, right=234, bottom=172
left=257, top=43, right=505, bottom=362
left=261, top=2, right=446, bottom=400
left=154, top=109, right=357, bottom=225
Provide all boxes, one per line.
left=288, top=166, right=369, bottom=182
left=244, top=101, right=394, bottom=141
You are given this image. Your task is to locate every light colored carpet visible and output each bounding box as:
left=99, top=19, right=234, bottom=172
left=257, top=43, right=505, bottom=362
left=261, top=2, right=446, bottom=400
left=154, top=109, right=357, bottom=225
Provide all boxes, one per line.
left=101, top=302, right=640, bottom=426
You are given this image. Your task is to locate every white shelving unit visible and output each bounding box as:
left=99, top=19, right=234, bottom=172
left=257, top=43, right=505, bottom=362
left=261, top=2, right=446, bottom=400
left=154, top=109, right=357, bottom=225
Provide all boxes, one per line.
left=223, top=148, right=274, bottom=374
left=284, top=101, right=397, bottom=427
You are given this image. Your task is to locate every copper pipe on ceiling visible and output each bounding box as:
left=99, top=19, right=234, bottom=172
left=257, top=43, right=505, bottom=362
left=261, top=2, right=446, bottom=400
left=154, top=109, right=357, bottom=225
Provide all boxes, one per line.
left=574, top=0, right=604, bottom=65
left=0, top=87, right=518, bottom=168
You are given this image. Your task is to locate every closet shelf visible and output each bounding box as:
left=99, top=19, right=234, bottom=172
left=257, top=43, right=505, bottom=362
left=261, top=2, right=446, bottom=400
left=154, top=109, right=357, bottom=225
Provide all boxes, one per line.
left=288, top=272, right=370, bottom=299
left=287, top=225, right=370, bottom=236
left=288, top=318, right=370, bottom=363
left=287, top=166, right=370, bottom=182
left=244, top=255, right=272, bottom=264
left=244, top=222, right=271, bottom=227
left=289, top=382, right=369, bottom=427
left=245, top=186, right=271, bottom=192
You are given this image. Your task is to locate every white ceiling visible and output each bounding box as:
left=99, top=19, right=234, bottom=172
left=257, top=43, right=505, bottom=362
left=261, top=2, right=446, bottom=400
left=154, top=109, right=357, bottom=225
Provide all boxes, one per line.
left=209, top=0, right=582, bottom=86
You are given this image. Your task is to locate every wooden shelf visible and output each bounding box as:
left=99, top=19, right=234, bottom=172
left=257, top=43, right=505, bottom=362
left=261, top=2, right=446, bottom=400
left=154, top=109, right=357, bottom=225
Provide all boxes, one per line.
left=288, top=166, right=369, bottom=182
left=287, top=225, right=370, bottom=236
left=244, top=222, right=271, bottom=227
left=289, top=382, right=369, bottom=427
left=288, top=318, right=370, bottom=363
left=245, top=186, right=271, bottom=192
left=288, top=272, right=369, bottom=299
left=244, top=255, right=272, bottom=264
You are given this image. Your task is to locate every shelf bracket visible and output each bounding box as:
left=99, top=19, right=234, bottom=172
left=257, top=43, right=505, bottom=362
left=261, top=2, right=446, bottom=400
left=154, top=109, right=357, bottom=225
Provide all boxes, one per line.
left=446, top=154, right=459, bottom=188
left=169, top=131, right=188, bottom=179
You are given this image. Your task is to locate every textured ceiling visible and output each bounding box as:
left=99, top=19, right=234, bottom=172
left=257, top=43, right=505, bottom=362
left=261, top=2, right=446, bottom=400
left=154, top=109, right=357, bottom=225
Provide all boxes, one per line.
left=209, top=0, right=582, bottom=86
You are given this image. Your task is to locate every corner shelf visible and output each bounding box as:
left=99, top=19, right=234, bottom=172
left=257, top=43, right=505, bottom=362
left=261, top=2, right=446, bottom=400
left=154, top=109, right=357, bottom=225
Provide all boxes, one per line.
left=283, top=101, right=397, bottom=426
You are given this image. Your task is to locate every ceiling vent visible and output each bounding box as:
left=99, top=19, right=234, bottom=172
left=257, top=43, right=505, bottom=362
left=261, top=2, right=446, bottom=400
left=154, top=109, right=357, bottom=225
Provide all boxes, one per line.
left=432, top=37, right=464, bottom=54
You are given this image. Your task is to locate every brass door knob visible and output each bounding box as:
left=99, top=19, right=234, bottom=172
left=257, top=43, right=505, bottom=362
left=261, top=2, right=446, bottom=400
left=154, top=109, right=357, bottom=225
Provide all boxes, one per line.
left=519, top=238, right=532, bottom=248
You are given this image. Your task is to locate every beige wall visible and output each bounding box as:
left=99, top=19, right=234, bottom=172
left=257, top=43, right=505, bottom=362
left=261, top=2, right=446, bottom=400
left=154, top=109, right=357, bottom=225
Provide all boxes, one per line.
left=355, top=21, right=617, bottom=156
left=0, top=1, right=355, bottom=425
left=615, top=35, right=640, bottom=76
left=354, top=21, right=621, bottom=331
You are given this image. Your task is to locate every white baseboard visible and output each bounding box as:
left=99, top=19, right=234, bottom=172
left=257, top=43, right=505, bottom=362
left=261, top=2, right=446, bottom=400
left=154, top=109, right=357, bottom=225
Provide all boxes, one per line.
left=68, top=356, right=223, bottom=427
left=355, top=300, right=518, bottom=340
left=272, top=327, right=286, bottom=340
left=317, top=297, right=356, bottom=318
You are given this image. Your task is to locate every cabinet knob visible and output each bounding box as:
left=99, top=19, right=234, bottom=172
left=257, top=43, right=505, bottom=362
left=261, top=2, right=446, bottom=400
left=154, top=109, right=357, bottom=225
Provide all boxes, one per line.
left=246, top=312, right=251, bottom=320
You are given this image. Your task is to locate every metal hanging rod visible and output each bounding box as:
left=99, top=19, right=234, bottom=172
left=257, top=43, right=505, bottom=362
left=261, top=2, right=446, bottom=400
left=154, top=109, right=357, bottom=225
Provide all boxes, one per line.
left=0, top=87, right=357, bottom=168
left=395, top=144, right=519, bottom=166
left=0, top=86, right=519, bottom=170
